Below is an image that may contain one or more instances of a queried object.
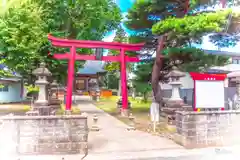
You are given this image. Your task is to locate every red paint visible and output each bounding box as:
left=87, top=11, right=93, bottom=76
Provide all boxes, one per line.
left=190, top=72, right=226, bottom=111
left=65, top=47, right=76, bottom=110
left=48, top=35, right=144, bottom=110
left=48, top=34, right=144, bottom=51
left=193, top=79, right=196, bottom=111
left=184, top=0, right=189, bottom=14
left=120, top=49, right=128, bottom=110
left=221, top=0, right=226, bottom=8
left=190, top=72, right=226, bottom=81
left=53, top=54, right=140, bottom=62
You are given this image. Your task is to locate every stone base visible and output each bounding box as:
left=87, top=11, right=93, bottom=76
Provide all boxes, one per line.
left=173, top=133, right=223, bottom=149
left=65, top=110, right=72, bottom=115
left=166, top=100, right=184, bottom=108
left=175, top=110, right=240, bottom=149
left=0, top=115, right=88, bottom=155
left=161, top=105, right=193, bottom=125
left=127, top=126, right=136, bottom=131
left=121, top=109, right=130, bottom=117
left=26, top=110, right=39, bottom=116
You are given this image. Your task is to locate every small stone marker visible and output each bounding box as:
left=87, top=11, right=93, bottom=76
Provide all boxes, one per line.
left=81, top=112, right=88, bottom=116
left=91, top=114, right=100, bottom=131
left=127, top=113, right=136, bottom=131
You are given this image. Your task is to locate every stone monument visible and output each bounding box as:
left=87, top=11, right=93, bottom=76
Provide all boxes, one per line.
left=32, top=62, right=52, bottom=115
left=227, top=71, right=240, bottom=110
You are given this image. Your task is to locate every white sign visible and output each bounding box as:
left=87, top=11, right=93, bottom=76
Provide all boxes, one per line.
left=150, top=102, right=160, bottom=122
left=195, top=80, right=225, bottom=109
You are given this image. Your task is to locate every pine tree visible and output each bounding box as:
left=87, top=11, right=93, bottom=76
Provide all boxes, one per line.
left=125, top=0, right=237, bottom=102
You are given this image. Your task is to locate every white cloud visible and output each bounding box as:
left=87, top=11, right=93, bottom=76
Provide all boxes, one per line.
left=102, top=31, right=116, bottom=42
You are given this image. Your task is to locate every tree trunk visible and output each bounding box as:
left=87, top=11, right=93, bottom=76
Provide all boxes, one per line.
left=151, top=36, right=166, bottom=104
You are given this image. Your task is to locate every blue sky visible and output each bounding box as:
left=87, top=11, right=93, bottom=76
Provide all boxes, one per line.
left=102, top=0, right=240, bottom=54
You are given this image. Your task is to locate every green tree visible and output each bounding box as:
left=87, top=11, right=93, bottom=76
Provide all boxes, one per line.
left=132, top=62, right=152, bottom=102
left=104, top=26, right=129, bottom=72
left=125, top=0, right=231, bottom=102
left=0, top=0, right=45, bottom=79
left=106, top=73, right=119, bottom=90
left=0, top=0, right=122, bottom=84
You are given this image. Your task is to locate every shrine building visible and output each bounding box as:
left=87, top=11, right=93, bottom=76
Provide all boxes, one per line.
left=75, top=61, right=106, bottom=93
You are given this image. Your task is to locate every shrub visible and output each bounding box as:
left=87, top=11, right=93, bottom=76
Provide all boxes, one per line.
left=25, top=85, right=39, bottom=98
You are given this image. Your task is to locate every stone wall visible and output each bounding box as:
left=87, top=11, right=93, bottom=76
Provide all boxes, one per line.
left=0, top=115, right=88, bottom=156
left=175, top=110, right=240, bottom=148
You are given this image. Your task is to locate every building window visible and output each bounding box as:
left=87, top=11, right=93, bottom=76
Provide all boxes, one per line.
left=233, top=59, right=238, bottom=64
left=0, top=85, right=8, bottom=92
left=232, top=59, right=240, bottom=64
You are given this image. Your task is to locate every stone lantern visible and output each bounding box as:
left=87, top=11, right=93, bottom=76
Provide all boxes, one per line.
left=49, top=80, right=61, bottom=112
left=227, top=71, right=240, bottom=109
left=165, top=66, right=185, bottom=104
left=161, top=67, right=188, bottom=126
left=32, top=62, right=52, bottom=115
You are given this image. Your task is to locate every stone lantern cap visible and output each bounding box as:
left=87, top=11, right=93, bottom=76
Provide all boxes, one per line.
left=50, top=80, right=58, bottom=87
left=165, top=66, right=185, bottom=78
left=227, top=71, right=240, bottom=78
left=32, top=62, right=52, bottom=76
left=227, top=71, right=240, bottom=82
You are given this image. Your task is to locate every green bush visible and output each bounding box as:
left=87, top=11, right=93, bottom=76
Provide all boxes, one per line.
left=25, top=85, right=39, bottom=98
left=25, top=85, right=39, bottom=92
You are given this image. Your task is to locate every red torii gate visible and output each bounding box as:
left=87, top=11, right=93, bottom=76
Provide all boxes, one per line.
left=48, top=35, right=145, bottom=113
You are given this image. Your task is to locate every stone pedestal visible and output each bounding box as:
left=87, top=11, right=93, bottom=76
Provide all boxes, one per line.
left=49, top=80, right=61, bottom=113
left=168, top=81, right=183, bottom=103
left=120, top=109, right=130, bottom=117
left=32, top=62, right=52, bottom=115
left=117, top=98, right=131, bottom=116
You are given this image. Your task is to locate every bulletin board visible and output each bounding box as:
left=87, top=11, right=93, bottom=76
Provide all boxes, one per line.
left=190, top=72, right=226, bottom=111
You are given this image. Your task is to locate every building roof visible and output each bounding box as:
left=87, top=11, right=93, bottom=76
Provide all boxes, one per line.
left=77, top=61, right=106, bottom=75
left=209, top=64, right=240, bottom=73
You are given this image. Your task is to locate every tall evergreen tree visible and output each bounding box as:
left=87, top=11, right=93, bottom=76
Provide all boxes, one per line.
left=125, top=0, right=236, bottom=102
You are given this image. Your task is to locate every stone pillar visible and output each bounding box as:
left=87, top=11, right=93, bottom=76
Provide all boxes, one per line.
left=169, top=81, right=182, bottom=102
left=86, top=78, right=89, bottom=92
left=32, top=62, right=52, bottom=115
left=49, top=80, right=61, bottom=114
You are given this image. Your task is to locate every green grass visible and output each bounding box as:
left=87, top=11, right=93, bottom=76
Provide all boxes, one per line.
left=96, top=96, right=151, bottom=114
left=0, top=105, right=31, bottom=113
left=0, top=104, right=80, bottom=115
left=96, top=96, right=176, bottom=136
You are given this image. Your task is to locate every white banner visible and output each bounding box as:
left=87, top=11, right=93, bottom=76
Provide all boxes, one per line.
left=150, top=102, right=160, bottom=122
